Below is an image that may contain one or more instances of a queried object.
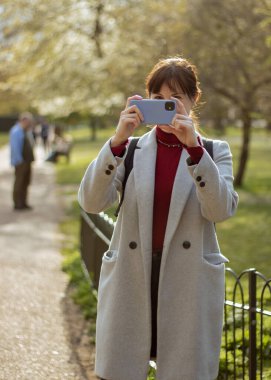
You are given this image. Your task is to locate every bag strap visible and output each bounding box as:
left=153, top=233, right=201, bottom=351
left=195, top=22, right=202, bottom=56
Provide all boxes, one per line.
left=114, top=138, right=140, bottom=217
left=202, top=138, right=213, bottom=159
left=114, top=137, right=213, bottom=217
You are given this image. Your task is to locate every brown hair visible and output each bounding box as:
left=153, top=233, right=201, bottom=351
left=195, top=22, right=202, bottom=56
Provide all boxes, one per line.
left=145, top=57, right=201, bottom=102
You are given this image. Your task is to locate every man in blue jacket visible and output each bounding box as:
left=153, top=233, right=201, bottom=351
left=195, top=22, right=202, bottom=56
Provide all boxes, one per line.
left=10, top=112, right=35, bottom=210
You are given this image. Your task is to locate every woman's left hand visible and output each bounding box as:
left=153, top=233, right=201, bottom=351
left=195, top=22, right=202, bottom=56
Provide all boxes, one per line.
left=160, top=97, right=199, bottom=147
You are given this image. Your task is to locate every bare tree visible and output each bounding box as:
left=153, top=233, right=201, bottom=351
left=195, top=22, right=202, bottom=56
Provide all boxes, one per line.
left=183, top=0, right=271, bottom=186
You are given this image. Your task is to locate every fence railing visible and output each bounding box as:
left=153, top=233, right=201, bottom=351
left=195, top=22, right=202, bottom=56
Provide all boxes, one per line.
left=80, top=210, right=271, bottom=380
left=223, top=268, right=271, bottom=379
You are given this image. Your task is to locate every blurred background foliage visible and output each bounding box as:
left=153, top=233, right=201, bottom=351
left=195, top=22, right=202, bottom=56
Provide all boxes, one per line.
left=0, top=0, right=271, bottom=186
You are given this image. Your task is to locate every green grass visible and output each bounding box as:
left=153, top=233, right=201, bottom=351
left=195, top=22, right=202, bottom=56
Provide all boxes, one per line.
left=217, top=199, right=271, bottom=274
left=60, top=199, right=97, bottom=341
left=215, top=130, right=271, bottom=275
left=0, top=132, right=9, bottom=147
left=57, top=125, right=271, bottom=378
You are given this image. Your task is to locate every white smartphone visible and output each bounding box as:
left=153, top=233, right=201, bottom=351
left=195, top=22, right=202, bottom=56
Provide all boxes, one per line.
left=129, top=99, right=176, bottom=125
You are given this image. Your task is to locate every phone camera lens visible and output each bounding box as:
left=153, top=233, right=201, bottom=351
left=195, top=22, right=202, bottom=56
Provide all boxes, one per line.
left=165, top=101, right=175, bottom=111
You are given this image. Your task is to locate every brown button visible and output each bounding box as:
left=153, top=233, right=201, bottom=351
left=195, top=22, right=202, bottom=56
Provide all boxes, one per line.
left=108, top=164, right=114, bottom=170
left=129, top=241, right=137, bottom=249
left=199, top=181, right=205, bottom=187
left=183, top=241, right=191, bottom=249
left=196, top=176, right=202, bottom=182
left=105, top=170, right=111, bottom=175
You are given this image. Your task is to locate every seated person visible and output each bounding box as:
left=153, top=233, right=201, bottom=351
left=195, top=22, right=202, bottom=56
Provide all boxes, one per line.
left=45, top=125, right=72, bottom=163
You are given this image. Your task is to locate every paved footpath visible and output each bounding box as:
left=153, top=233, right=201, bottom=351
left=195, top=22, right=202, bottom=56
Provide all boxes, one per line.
left=0, top=145, right=90, bottom=380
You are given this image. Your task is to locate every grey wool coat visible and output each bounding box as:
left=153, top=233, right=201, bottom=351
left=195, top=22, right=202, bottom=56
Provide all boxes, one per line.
left=78, top=128, right=238, bottom=380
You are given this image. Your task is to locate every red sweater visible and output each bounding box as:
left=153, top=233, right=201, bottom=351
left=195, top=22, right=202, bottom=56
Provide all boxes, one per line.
left=111, top=127, right=203, bottom=252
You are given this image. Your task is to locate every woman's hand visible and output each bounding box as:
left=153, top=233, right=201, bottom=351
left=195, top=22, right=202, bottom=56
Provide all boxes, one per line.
left=160, top=97, right=199, bottom=147
left=111, top=95, right=144, bottom=147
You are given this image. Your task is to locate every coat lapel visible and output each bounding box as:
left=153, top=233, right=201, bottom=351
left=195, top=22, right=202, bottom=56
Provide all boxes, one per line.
left=163, top=148, right=193, bottom=249
left=133, top=130, right=157, bottom=283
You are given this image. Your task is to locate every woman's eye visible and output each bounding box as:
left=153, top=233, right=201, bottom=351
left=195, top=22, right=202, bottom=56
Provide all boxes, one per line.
left=153, top=95, right=163, bottom=99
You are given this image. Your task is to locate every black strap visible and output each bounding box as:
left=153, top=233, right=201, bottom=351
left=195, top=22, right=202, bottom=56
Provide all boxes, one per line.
left=114, top=137, right=213, bottom=217
left=202, top=138, right=213, bottom=159
left=114, top=138, right=140, bottom=217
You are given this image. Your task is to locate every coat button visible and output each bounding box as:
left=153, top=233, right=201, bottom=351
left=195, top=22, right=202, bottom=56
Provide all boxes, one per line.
left=183, top=241, right=191, bottom=249
left=108, top=164, right=114, bottom=170
left=129, top=241, right=137, bottom=249
left=199, top=181, right=205, bottom=187
left=196, top=176, right=202, bottom=182
left=105, top=169, right=111, bottom=175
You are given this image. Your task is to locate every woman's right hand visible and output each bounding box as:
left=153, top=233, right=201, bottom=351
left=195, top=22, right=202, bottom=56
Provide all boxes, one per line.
left=110, top=95, right=144, bottom=147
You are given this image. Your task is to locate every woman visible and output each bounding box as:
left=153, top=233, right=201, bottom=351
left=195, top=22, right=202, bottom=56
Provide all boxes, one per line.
left=78, top=57, right=238, bottom=380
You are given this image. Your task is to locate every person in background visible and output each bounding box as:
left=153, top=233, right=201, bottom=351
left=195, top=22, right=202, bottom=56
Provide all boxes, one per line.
left=45, top=125, right=72, bottom=163
left=10, top=112, right=35, bottom=211
left=40, top=120, right=50, bottom=152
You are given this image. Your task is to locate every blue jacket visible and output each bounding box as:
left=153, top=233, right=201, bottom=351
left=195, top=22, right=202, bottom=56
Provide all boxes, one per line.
left=10, top=123, right=25, bottom=167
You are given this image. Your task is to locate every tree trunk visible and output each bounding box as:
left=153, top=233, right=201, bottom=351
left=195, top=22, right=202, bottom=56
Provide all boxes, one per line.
left=214, top=116, right=225, bottom=136
left=234, top=111, right=252, bottom=187
left=93, top=0, right=104, bottom=58
left=266, top=120, right=271, bottom=132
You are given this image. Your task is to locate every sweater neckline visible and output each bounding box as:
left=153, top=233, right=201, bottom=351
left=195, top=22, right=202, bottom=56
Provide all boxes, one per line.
left=155, top=126, right=183, bottom=147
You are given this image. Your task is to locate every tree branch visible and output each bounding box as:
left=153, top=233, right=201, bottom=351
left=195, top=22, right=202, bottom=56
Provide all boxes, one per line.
left=206, top=82, right=241, bottom=105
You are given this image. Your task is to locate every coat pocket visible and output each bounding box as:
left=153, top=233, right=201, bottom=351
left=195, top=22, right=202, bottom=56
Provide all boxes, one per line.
left=102, top=249, right=118, bottom=263
left=203, top=252, right=229, bottom=266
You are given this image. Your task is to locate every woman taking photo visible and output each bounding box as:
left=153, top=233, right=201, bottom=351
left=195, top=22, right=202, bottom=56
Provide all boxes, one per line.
left=78, top=57, right=238, bottom=380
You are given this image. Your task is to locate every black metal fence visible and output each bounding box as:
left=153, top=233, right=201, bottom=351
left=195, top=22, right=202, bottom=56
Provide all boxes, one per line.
left=80, top=210, right=271, bottom=379
left=223, top=269, right=271, bottom=379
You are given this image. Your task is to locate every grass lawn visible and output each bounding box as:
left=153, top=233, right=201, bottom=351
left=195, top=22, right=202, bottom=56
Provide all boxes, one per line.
left=216, top=131, right=271, bottom=276
left=57, top=125, right=271, bottom=378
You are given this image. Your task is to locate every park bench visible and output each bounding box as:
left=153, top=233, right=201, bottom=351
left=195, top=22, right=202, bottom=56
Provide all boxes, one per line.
left=55, top=139, right=73, bottom=163
left=45, top=137, right=73, bottom=163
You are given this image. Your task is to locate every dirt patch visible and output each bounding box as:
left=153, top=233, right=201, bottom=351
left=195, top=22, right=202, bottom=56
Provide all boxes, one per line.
left=62, top=284, right=97, bottom=380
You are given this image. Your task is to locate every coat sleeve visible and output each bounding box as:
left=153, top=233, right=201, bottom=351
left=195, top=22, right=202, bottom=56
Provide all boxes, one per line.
left=187, top=139, right=239, bottom=222
left=78, top=139, right=126, bottom=214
